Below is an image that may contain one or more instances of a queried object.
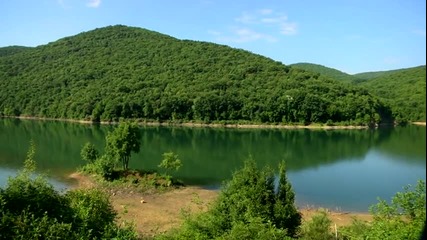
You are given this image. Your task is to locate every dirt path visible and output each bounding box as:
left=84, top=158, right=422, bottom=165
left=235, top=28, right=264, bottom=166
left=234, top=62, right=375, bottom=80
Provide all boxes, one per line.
left=68, top=173, right=372, bottom=237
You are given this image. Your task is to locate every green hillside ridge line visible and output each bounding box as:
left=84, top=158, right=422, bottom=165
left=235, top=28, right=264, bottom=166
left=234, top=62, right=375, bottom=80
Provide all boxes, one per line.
left=1, top=24, right=422, bottom=125
left=289, top=63, right=426, bottom=122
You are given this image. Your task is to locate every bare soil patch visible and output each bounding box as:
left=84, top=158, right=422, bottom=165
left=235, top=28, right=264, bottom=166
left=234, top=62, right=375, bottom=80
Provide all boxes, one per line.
left=68, top=173, right=373, bottom=237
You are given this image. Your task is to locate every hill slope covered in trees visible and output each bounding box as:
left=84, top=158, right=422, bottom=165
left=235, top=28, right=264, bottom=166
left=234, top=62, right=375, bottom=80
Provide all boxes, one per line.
left=0, top=25, right=392, bottom=125
left=289, top=63, right=426, bottom=122
left=356, top=66, right=426, bottom=121
left=289, top=63, right=359, bottom=82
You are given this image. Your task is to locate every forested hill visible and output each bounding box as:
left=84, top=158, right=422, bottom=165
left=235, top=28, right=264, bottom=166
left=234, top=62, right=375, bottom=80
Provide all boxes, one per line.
left=0, top=46, right=32, bottom=57
left=0, top=25, right=391, bottom=125
left=357, top=65, right=426, bottom=122
left=289, top=63, right=359, bottom=82
left=353, top=69, right=404, bottom=81
left=288, top=63, right=426, bottom=122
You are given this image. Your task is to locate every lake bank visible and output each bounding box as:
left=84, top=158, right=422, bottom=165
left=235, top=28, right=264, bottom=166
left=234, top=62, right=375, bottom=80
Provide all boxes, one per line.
left=68, top=172, right=373, bottom=237
left=2, top=115, right=374, bottom=129
left=6, top=115, right=425, bottom=129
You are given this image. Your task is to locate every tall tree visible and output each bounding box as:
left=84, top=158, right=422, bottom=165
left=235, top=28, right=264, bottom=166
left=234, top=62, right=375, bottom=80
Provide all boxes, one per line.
left=274, top=161, right=301, bottom=237
left=105, top=121, right=141, bottom=170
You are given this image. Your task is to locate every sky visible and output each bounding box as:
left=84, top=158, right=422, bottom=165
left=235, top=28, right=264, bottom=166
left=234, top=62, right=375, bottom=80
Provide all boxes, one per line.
left=0, top=0, right=425, bottom=74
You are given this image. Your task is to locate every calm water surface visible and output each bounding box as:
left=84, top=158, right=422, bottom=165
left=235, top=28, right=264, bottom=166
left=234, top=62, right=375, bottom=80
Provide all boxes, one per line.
left=0, top=119, right=425, bottom=212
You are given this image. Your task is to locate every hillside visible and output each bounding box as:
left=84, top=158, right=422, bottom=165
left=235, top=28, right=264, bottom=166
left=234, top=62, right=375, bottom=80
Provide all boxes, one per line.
left=356, top=66, right=426, bottom=121
left=289, top=63, right=359, bottom=82
left=288, top=63, right=426, bottom=122
left=0, top=25, right=391, bottom=125
left=0, top=46, right=32, bottom=57
left=353, top=69, right=403, bottom=81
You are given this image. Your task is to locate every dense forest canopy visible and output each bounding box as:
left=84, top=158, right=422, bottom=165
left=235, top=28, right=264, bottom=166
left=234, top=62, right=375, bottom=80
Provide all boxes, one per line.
left=0, top=46, right=32, bottom=57
left=357, top=66, right=426, bottom=121
left=289, top=63, right=426, bottom=122
left=289, top=62, right=360, bottom=82
left=0, top=24, right=413, bottom=125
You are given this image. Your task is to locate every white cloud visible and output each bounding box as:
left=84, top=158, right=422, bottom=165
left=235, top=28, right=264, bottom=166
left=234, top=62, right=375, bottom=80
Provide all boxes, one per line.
left=235, top=9, right=297, bottom=36
left=258, top=9, right=273, bottom=15
left=212, top=8, right=297, bottom=44
left=87, top=0, right=101, bottom=8
left=235, top=12, right=256, bottom=24
left=280, top=22, right=297, bottom=35
left=210, top=28, right=277, bottom=43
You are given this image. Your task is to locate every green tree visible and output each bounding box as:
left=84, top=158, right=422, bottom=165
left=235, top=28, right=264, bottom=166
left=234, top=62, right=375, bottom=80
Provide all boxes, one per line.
left=105, top=121, right=141, bottom=170
left=274, top=161, right=302, bottom=236
left=80, top=142, right=99, bottom=163
left=160, top=158, right=302, bottom=239
left=158, top=151, right=182, bottom=175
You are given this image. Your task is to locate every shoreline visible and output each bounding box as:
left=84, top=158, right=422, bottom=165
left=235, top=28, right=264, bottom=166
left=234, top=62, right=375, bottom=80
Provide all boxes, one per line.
left=11, top=171, right=373, bottom=236
left=67, top=172, right=373, bottom=236
left=0, top=115, right=383, bottom=130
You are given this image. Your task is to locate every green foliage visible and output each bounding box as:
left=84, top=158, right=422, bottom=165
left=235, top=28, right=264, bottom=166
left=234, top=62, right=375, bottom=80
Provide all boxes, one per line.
left=300, top=210, right=335, bottom=240
left=159, top=158, right=301, bottom=239
left=289, top=63, right=426, bottom=122
left=339, top=180, right=426, bottom=240
left=80, top=142, right=99, bottom=163
left=290, top=62, right=359, bottom=82
left=66, top=189, right=117, bottom=238
left=0, top=143, right=139, bottom=239
left=23, top=140, right=37, bottom=174
left=105, top=121, right=142, bottom=170
left=80, top=154, right=116, bottom=180
left=0, top=25, right=392, bottom=126
left=356, top=66, right=426, bottom=122
left=158, top=151, right=183, bottom=173
left=217, top=217, right=292, bottom=240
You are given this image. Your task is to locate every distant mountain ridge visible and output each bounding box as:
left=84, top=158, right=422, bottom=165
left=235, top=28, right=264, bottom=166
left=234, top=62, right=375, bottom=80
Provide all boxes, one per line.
left=0, top=25, right=417, bottom=124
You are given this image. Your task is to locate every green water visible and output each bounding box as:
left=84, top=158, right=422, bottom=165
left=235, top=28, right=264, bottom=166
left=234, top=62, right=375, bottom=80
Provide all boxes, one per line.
left=0, top=119, right=425, bottom=212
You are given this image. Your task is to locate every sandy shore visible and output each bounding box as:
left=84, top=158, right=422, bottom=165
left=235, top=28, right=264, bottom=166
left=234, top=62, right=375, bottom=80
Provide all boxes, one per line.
left=68, top=172, right=373, bottom=237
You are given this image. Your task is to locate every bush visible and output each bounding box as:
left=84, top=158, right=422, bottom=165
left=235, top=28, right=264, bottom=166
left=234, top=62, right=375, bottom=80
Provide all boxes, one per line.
left=158, top=158, right=301, bottom=239
left=300, top=210, right=335, bottom=240
left=0, top=142, right=139, bottom=240
left=66, top=189, right=117, bottom=238
left=80, top=142, right=99, bottom=163
left=339, top=180, right=426, bottom=240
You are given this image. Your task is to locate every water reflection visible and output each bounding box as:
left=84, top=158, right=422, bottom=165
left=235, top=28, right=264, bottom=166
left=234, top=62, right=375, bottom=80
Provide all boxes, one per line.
left=0, top=119, right=425, bottom=211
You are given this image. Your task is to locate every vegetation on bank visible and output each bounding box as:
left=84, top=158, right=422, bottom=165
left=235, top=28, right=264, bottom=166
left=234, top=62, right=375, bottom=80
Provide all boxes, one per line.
left=156, top=159, right=426, bottom=240
left=1, top=139, right=425, bottom=239
left=0, top=142, right=139, bottom=240
left=80, top=121, right=183, bottom=192
left=0, top=25, right=393, bottom=126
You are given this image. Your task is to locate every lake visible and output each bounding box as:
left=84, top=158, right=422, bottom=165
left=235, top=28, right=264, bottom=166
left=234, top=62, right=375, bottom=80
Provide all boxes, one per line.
left=0, top=118, right=425, bottom=212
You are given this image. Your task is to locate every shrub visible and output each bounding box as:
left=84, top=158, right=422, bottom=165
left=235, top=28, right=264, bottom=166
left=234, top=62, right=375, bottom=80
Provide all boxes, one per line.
left=80, top=142, right=99, bottom=163
left=340, top=180, right=426, bottom=240
left=66, top=189, right=117, bottom=238
left=300, top=210, right=335, bottom=240
left=158, top=158, right=301, bottom=239
left=0, top=142, right=139, bottom=240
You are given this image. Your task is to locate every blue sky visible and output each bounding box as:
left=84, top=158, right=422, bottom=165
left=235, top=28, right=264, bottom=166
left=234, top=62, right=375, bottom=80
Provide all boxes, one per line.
left=1, top=0, right=425, bottom=74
